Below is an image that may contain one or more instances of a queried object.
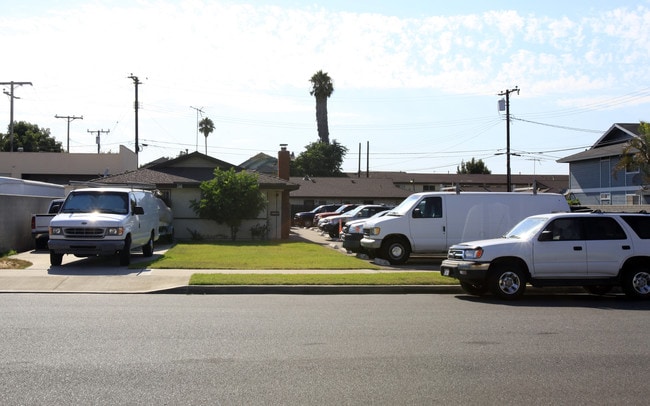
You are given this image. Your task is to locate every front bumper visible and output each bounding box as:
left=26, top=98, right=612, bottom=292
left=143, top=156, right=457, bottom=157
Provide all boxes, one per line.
left=342, top=233, right=363, bottom=252
left=360, top=237, right=382, bottom=250
left=48, top=238, right=126, bottom=256
left=440, top=259, right=490, bottom=282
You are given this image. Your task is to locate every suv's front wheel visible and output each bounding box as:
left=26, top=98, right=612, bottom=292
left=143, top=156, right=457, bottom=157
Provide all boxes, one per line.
left=621, top=267, right=650, bottom=299
left=488, top=261, right=527, bottom=299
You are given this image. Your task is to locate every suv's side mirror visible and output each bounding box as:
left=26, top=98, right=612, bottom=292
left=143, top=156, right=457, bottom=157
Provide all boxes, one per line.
left=412, top=208, right=422, bottom=218
left=538, top=230, right=553, bottom=241
left=134, top=206, right=145, bottom=215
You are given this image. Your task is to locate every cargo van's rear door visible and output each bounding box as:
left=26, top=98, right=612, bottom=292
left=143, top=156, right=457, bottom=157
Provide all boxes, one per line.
left=408, top=196, right=446, bottom=252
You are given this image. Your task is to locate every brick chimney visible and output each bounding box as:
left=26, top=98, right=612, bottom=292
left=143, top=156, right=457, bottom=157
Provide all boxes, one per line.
left=278, top=144, right=290, bottom=180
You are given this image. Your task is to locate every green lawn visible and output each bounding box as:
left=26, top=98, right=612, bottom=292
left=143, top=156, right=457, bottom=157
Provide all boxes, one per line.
left=149, top=241, right=381, bottom=270
left=145, top=241, right=458, bottom=286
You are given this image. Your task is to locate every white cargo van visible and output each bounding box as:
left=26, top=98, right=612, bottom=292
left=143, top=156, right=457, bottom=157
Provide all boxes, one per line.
left=360, top=191, right=570, bottom=265
left=48, top=188, right=160, bottom=266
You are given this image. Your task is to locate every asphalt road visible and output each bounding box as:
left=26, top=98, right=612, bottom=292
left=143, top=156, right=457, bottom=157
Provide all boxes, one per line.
left=1, top=293, right=649, bottom=405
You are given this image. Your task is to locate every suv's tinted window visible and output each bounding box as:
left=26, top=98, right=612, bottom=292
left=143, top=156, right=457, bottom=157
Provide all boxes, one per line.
left=621, top=215, right=650, bottom=239
left=583, top=217, right=627, bottom=240
left=543, top=218, right=582, bottom=240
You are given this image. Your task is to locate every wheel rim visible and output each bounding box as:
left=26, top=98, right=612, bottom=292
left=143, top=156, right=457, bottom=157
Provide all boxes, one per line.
left=497, top=271, right=521, bottom=295
left=631, top=271, right=650, bottom=295
left=389, top=244, right=404, bottom=259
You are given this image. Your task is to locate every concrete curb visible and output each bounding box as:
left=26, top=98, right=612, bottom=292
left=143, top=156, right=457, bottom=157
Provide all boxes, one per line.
left=159, top=284, right=465, bottom=295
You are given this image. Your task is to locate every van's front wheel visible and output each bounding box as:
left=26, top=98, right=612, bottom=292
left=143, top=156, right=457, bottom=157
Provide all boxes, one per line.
left=119, top=236, right=131, bottom=266
left=381, top=237, right=410, bottom=265
left=50, top=251, right=63, bottom=266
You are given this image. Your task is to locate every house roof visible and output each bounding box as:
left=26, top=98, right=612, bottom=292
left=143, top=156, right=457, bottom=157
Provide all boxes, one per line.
left=91, top=152, right=299, bottom=190
left=557, top=123, right=640, bottom=163
left=289, top=176, right=411, bottom=199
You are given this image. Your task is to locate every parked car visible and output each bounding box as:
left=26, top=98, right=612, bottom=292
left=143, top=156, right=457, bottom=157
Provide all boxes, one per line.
left=319, top=204, right=393, bottom=238
left=341, top=210, right=390, bottom=253
left=440, top=211, right=650, bottom=299
left=293, top=204, right=341, bottom=228
left=313, top=204, right=359, bottom=226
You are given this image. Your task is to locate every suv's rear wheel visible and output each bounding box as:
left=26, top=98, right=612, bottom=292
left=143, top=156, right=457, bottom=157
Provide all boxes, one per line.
left=621, top=267, right=650, bottom=299
left=381, top=237, right=410, bottom=265
left=488, top=261, right=527, bottom=299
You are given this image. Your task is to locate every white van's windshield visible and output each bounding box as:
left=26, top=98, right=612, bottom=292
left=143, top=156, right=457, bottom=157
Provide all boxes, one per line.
left=61, top=192, right=129, bottom=214
left=387, top=194, right=421, bottom=216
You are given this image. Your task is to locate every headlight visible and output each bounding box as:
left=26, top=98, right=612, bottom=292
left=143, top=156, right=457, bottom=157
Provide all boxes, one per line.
left=49, top=227, right=62, bottom=235
left=463, top=248, right=483, bottom=259
left=106, top=227, right=124, bottom=236
left=366, top=227, right=381, bottom=236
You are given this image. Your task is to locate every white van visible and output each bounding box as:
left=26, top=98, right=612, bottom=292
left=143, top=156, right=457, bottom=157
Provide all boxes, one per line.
left=48, top=188, right=160, bottom=266
left=360, top=191, right=570, bottom=264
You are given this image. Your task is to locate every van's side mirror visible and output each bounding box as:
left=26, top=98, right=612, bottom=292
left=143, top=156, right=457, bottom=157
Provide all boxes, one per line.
left=134, top=206, right=145, bottom=215
left=538, top=230, right=552, bottom=241
left=412, top=208, right=422, bottom=218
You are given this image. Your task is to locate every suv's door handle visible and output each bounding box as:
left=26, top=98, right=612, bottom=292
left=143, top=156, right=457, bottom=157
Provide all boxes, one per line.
left=622, top=245, right=631, bottom=250
left=573, top=246, right=582, bottom=251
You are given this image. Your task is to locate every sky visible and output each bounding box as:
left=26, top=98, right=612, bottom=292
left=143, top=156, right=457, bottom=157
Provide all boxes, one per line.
left=2, top=0, right=650, bottom=176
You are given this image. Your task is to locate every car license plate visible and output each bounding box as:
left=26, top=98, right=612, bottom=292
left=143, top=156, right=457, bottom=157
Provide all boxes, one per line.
left=441, top=268, right=450, bottom=276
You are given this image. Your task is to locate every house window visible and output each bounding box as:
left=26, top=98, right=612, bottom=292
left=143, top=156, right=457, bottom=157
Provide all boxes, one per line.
left=158, top=189, right=172, bottom=207
left=625, top=162, right=640, bottom=174
left=423, top=185, right=436, bottom=191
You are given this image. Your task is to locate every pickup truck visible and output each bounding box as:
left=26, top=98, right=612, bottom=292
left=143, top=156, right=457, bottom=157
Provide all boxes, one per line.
left=31, top=199, right=65, bottom=249
left=440, top=212, right=650, bottom=300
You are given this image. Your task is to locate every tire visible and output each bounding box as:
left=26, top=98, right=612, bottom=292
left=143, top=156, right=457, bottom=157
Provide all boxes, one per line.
left=380, top=237, right=410, bottom=265
left=304, top=219, right=312, bottom=228
left=621, top=267, right=650, bottom=299
left=50, top=251, right=63, bottom=266
left=488, top=261, right=527, bottom=299
left=583, top=285, right=613, bottom=295
left=35, top=237, right=47, bottom=251
left=142, top=233, right=154, bottom=257
left=119, top=236, right=131, bottom=266
left=328, top=230, right=339, bottom=239
left=460, top=281, right=488, bottom=296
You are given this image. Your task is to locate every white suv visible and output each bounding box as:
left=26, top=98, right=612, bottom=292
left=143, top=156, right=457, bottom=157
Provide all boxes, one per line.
left=440, top=212, right=650, bottom=299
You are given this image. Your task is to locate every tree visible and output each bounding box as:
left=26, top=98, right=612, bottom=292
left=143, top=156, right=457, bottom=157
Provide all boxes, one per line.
left=457, top=158, right=491, bottom=174
left=290, top=140, right=348, bottom=177
left=190, top=168, right=267, bottom=241
left=0, top=121, right=63, bottom=152
left=198, top=117, right=215, bottom=155
left=613, top=121, right=650, bottom=184
left=309, top=70, right=334, bottom=144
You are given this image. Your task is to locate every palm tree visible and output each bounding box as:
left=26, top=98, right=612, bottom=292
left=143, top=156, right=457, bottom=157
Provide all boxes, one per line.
left=198, top=117, right=215, bottom=155
left=309, top=70, right=334, bottom=144
left=613, top=122, right=650, bottom=185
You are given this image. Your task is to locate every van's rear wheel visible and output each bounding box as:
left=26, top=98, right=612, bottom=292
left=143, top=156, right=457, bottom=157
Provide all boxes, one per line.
left=381, top=237, right=410, bottom=265
left=142, top=233, right=154, bottom=257
left=119, top=236, right=131, bottom=266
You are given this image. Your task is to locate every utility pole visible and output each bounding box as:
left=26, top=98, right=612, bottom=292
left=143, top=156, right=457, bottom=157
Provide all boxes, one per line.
left=1, top=81, right=33, bottom=152
left=128, top=74, right=142, bottom=166
left=190, top=106, right=204, bottom=152
left=498, top=86, right=519, bottom=192
left=55, top=114, right=83, bottom=153
left=87, top=129, right=110, bottom=154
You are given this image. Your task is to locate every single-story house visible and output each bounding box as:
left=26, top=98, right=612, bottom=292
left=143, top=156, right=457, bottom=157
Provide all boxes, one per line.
left=92, top=148, right=298, bottom=241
